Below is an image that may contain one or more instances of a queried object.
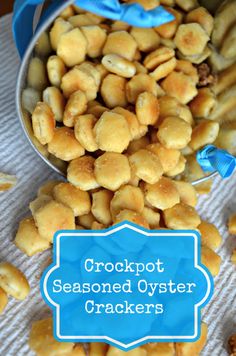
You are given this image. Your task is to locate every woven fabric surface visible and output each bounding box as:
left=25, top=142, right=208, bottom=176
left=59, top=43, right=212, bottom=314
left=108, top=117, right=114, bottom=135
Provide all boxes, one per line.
left=0, top=14, right=235, bottom=356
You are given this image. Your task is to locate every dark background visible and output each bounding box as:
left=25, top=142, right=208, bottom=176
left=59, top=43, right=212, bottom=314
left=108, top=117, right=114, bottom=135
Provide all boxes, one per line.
left=1, top=2, right=14, bottom=16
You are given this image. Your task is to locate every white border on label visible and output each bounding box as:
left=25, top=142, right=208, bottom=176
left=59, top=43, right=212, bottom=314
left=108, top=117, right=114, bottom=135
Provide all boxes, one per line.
left=43, top=224, right=212, bottom=349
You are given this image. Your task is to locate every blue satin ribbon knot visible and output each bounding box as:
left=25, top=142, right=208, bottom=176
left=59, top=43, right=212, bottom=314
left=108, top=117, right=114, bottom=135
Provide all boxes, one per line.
left=196, top=145, right=236, bottom=178
left=75, top=0, right=175, bottom=27
left=13, top=0, right=175, bottom=57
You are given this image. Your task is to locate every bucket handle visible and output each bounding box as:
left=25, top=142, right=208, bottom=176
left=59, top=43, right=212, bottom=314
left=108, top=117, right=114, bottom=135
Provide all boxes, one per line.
left=13, top=0, right=174, bottom=58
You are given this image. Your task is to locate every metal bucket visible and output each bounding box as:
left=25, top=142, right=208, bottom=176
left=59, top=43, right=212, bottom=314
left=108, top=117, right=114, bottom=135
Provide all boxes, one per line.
left=14, top=0, right=222, bottom=184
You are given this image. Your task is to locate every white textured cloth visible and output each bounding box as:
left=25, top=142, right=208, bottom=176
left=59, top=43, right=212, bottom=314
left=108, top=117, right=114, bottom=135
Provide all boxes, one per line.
left=0, top=13, right=235, bottom=356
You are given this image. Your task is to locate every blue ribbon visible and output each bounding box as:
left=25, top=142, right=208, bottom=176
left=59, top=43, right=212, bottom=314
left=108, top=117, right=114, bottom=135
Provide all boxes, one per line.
left=75, top=0, right=175, bottom=27
left=13, top=0, right=175, bottom=57
left=196, top=145, right=236, bottom=179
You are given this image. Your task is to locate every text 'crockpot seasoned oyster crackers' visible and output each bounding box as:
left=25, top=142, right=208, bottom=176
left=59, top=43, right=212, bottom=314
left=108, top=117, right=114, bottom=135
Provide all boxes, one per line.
left=1, top=0, right=234, bottom=354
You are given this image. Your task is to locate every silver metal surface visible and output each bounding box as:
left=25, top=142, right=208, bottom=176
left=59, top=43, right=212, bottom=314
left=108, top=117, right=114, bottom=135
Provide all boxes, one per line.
left=16, top=0, right=220, bottom=186
left=16, top=0, right=74, bottom=177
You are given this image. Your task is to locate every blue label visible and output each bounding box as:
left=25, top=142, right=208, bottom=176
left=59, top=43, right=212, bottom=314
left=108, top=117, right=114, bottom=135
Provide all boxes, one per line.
left=41, top=222, right=213, bottom=351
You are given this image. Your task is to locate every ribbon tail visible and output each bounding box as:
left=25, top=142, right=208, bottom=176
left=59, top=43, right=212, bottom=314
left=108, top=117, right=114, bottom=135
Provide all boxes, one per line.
left=75, top=0, right=175, bottom=27
left=120, top=4, right=175, bottom=28
left=74, top=0, right=122, bottom=21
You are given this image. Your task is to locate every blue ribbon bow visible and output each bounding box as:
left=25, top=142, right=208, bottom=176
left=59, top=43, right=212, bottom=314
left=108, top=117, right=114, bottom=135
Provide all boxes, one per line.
left=197, top=145, right=236, bottom=179
left=75, top=0, right=175, bottom=27
left=13, top=0, right=175, bottom=58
